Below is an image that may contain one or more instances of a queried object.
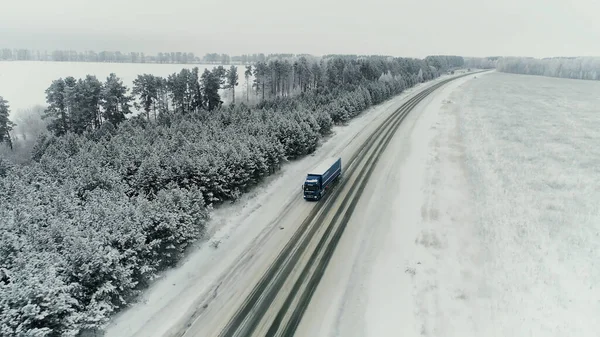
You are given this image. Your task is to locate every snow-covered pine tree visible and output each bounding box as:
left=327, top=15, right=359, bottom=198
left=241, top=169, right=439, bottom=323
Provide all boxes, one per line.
left=0, top=96, right=15, bottom=149
left=101, top=73, right=133, bottom=126
left=224, top=65, right=239, bottom=105
left=245, top=65, right=253, bottom=102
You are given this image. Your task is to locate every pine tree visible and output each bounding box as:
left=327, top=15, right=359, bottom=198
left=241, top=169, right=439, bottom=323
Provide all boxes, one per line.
left=244, top=65, right=252, bottom=102
left=65, top=78, right=88, bottom=134
left=253, top=62, right=268, bottom=101
left=167, top=71, right=185, bottom=114
left=43, top=78, right=70, bottom=136
left=101, top=73, right=133, bottom=126
left=155, top=77, right=169, bottom=119
left=81, top=75, right=103, bottom=130
left=225, top=65, right=239, bottom=105
left=0, top=96, right=15, bottom=149
left=201, top=67, right=225, bottom=111
left=297, top=57, right=312, bottom=92
left=132, top=74, right=159, bottom=120
left=190, top=67, right=202, bottom=113
left=311, top=62, right=323, bottom=92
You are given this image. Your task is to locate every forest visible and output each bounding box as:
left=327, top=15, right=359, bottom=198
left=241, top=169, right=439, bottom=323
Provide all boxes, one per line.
left=463, top=56, right=498, bottom=69
left=2, top=48, right=300, bottom=65
left=0, top=54, right=464, bottom=336
left=497, top=56, right=600, bottom=80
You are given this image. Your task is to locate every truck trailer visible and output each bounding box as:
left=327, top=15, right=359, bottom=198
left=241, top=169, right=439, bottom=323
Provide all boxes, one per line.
left=303, top=157, right=342, bottom=201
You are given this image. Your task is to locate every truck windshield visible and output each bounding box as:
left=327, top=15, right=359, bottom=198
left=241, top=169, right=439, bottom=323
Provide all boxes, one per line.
left=304, top=185, right=319, bottom=191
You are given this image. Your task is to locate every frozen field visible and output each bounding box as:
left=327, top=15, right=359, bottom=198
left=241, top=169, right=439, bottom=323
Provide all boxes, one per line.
left=0, top=61, right=249, bottom=117
left=456, top=72, right=600, bottom=336
left=296, top=71, right=600, bottom=337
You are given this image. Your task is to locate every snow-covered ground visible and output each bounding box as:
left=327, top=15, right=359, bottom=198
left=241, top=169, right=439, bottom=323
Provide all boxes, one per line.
left=103, top=73, right=463, bottom=336
left=295, top=71, right=600, bottom=337
left=0, top=61, right=250, bottom=117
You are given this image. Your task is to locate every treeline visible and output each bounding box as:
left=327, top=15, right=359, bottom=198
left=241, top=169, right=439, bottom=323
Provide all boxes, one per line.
left=425, top=55, right=465, bottom=70
left=251, top=54, right=460, bottom=99
left=0, top=54, right=464, bottom=336
left=203, top=53, right=311, bottom=65
left=203, top=53, right=294, bottom=64
left=38, top=54, right=466, bottom=138
left=41, top=66, right=240, bottom=137
left=464, top=56, right=498, bottom=69
left=0, top=49, right=201, bottom=64
left=497, top=56, right=600, bottom=80
left=2, top=48, right=311, bottom=65
left=7, top=49, right=203, bottom=64
left=0, top=48, right=469, bottom=69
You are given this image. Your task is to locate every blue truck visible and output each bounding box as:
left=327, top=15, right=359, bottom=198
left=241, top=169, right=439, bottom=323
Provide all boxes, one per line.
left=303, top=157, right=342, bottom=201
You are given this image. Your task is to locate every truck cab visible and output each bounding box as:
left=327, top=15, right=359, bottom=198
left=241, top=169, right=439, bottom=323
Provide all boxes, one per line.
left=303, top=176, right=323, bottom=200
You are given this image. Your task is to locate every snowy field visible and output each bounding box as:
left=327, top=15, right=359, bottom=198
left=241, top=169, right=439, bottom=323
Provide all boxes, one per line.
left=294, top=71, right=600, bottom=337
left=0, top=61, right=250, bottom=117
left=457, top=72, right=600, bottom=336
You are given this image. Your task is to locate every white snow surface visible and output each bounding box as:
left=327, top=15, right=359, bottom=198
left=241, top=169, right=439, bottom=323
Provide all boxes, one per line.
left=104, top=73, right=459, bottom=336
left=295, top=72, right=600, bottom=337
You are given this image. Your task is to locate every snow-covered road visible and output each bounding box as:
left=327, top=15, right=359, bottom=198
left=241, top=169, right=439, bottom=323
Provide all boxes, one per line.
left=293, top=72, right=482, bottom=337
left=295, top=72, right=600, bottom=337
left=104, top=72, right=466, bottom=337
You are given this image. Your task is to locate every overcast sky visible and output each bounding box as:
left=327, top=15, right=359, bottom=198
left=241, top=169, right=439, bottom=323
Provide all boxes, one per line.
left=1, top=0, right=599, bottom=58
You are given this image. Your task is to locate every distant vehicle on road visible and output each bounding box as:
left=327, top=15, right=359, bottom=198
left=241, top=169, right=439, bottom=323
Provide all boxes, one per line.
left=303, top=157, right=342, bottom=201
